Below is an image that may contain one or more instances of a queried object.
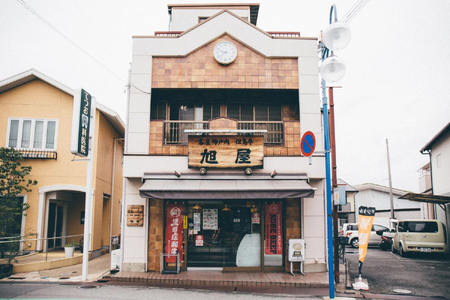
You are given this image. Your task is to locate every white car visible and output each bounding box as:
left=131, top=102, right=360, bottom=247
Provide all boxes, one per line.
left=340, top=223, right=390, bottom=248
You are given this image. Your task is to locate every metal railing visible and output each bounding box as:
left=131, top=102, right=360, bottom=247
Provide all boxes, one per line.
left=0, top=234, right=84, bottom=261
left=164, top=121, right=284, bottom=145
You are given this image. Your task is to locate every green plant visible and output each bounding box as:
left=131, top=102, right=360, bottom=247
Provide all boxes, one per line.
left=0, top=147, right=37, bottom=264
left=65, top=241, right=78, bottom=247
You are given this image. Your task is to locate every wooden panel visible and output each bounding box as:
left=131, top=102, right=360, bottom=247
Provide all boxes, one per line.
left=188, top=135, right=263, bottom=169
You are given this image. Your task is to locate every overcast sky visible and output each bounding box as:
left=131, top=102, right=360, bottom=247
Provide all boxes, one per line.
left=1, top=0, right=449, bottom=193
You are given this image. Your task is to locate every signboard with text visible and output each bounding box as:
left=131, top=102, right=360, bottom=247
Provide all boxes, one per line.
left=188, top=135, right=263, bottom=169
left=165, top=201, right=184, bottom=263
left=71, top=89, right=92, bottom=157
left=265, top=202, right=283, bottom=255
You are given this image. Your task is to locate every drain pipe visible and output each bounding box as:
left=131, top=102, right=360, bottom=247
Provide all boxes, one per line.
left=109, top=138, right=124, bottom=252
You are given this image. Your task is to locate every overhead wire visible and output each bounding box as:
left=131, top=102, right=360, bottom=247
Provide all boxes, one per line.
left=15, top=0, right=151, bottom=95
left=341, top=0, right=371, bottom=23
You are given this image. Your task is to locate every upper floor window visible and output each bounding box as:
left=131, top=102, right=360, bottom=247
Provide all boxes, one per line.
left=7, top=118, right=58, bottom=150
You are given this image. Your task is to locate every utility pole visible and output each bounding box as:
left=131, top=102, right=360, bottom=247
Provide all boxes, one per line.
left=329, top=87, right=340, bottom=283
left=386, top=139, right=394, bottom=220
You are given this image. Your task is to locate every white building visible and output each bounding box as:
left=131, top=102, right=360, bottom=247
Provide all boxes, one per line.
left=121, top=3, right=329, bottom=274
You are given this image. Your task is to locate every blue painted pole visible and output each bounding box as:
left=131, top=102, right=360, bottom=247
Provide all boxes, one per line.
left=322, top=77, right=335, bottom=299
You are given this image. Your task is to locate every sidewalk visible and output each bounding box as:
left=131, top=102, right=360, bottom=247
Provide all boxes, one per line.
left=1, top=250, right=111, bottom=282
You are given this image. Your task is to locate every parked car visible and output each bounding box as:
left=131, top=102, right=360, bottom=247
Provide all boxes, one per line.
left=376, top=229, right=393, bottom=250
left=340, top=223, right=390, bottom=248
left=391, top=219, right=447, bottom=257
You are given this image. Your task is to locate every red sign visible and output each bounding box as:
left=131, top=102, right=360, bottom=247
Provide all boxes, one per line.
left=195, top=235, right=204, bottom=246
left=252, top=212, right=260, bottom=224
left=165, top=202, right=184, bottom=263
left=265, top=203, right=283, bottom=255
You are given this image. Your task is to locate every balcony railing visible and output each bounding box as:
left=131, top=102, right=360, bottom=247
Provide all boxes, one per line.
left=164, top=121, right=283, bottom=145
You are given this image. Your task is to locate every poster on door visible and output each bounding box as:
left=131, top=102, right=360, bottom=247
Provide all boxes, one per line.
left=203, top=209, right=218, bottom=230
left=165, top=201, right=184, bottom=263
left=265, top=202, right=283, bottom=255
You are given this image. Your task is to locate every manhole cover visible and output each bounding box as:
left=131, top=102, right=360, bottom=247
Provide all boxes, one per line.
left=78, top=285, right=100, bottom=289
left=393, top=289, right=412, bottom=294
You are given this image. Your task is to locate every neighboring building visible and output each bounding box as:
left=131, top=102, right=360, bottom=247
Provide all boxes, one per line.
left=417, top=122, right=450, bottom=248
left=0, top=69, right=124, bottom=257
left=354, top=183, right=421, bottom=228
left=336, top=179, right=358, bottom=226
left=122, top=3, right=327, bottom=274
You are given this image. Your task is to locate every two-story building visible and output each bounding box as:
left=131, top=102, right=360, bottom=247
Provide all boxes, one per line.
left=0, top=69, right=124, bottom=257
left=121, top=3, right=327, bottom=274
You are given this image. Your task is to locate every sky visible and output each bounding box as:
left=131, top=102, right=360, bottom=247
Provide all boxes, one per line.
left=1, top=0, right=449, bottom=193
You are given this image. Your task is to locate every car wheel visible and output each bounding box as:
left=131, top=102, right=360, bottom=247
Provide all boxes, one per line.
left=351, top=238, right=359, bottom=248
left=399, top=244, right=407, bottom=257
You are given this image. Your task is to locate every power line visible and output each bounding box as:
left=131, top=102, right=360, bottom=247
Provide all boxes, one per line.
left=15, top=0, right=151, bottom=95
left=341, top=0, right=371, bottom=23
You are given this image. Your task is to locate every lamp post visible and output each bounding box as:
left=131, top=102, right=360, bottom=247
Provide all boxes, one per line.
left=319, top=4, right=351, bottom=299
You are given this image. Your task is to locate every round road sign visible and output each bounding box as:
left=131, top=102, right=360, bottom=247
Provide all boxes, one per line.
left=301, top=131, right=316, bottom=157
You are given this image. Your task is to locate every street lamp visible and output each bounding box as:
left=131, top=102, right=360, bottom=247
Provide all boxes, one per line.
left=320, top=4, right=351, bottom=299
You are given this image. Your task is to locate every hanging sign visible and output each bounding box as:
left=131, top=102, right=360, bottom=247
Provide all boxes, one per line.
left=71, top=88, right=93, bottom=157
left=165, top=202, right=184, bottom=263
left=265, top=202, right=283, bottom=255
left=188, top=135, right=264, bottom=169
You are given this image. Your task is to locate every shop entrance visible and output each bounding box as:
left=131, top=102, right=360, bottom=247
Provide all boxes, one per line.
left=186, top=200, right=262, bottom=268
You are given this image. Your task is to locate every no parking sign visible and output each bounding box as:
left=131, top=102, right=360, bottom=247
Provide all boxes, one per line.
left=301, top=131, right=316, bottom=157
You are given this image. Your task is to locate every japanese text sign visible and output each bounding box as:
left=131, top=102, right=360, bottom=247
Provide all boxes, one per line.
left=358, top=206, right=376, bottom=263
left=188, top=135, right=263, bottom=169
left=71, top=89, right=92, bottom=157
left=265, top=202, right=283, bottom=255
left=165, top=202, right=184, bottom=263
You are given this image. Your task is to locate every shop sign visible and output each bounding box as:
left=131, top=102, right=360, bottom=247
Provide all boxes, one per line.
left=195, top=235, right=204, bottom=246
left=252, top=212, right=260, bottom=224
left=288, top=239, right=305, bottom=262
left=265, top=202, right=283, bottom=255
left=203, top=209, right=218, bottom=230
left=165, top=202, right=184, bottom=263
left=188, top=135, right=263, bottom=169
left=126, top=205, right=143, bottom=227
left=71, top=88, right=92, bottom=157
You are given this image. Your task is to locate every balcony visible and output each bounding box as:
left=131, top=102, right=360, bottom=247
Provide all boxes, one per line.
left=164, top=121, right=283, bottom=145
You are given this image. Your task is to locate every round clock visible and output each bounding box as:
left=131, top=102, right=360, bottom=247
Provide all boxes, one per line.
left=213, top=41, right=237, bottom=65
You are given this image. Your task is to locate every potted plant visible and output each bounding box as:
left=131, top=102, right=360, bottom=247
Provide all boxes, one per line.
left=64, top=241, right=77, bottom=258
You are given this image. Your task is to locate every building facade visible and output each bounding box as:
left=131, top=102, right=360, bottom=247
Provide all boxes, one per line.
left=419, top=122, right=450, bottom=248
left=354, top=183, right=421, bottom=228
left=122, top=3, right=327, bottom=273
left=0, top=69, right=124, bottom=256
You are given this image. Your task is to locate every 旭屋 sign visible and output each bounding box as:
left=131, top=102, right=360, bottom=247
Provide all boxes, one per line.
left=71, top=89, right=92, bottom=157
left=188, top=135, right=263, bottom=169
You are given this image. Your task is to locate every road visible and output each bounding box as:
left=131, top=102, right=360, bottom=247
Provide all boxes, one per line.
left=0, top=282, right=325, bottom=299
left=345, top=245, right=450, bottom=298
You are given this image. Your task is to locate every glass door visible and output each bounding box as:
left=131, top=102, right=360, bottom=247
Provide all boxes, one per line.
left=47, top=202, right=64, bottom=249
left=186, top=200, right=261, bottom=268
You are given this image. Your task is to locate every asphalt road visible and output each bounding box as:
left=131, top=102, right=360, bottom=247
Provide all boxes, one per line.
left=345, top=245, right=450, bottom=298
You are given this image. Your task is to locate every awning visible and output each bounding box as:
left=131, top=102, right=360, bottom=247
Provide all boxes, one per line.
left=399, top=192, right=450, bottom=204
left=139, top=174, right=315, bottom=200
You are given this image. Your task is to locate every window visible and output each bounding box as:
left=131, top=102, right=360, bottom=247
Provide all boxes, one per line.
left=226, top=104, right=281, bottom=121
left=7, top=118, right=58, bottom=150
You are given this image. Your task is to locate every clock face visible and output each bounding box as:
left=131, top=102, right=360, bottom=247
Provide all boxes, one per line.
left=213, top=41, right=237, bottom=65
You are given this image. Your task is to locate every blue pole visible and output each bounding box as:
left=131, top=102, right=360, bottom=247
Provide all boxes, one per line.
left=322, top=78, right=335, bottom=299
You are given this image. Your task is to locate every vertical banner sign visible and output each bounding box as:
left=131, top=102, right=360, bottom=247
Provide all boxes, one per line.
left=165, top=202, right=184, bottom=263
left=265, top=202, right=283, bottom=255
left=358, top=206, right=376, bottom=266
left=71, top=89, right=92, bottom=157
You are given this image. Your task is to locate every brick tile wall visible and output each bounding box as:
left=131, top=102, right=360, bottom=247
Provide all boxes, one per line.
left=151, top=35, right=298, bottom=89
left=148, top=199, right=164, bottom=272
